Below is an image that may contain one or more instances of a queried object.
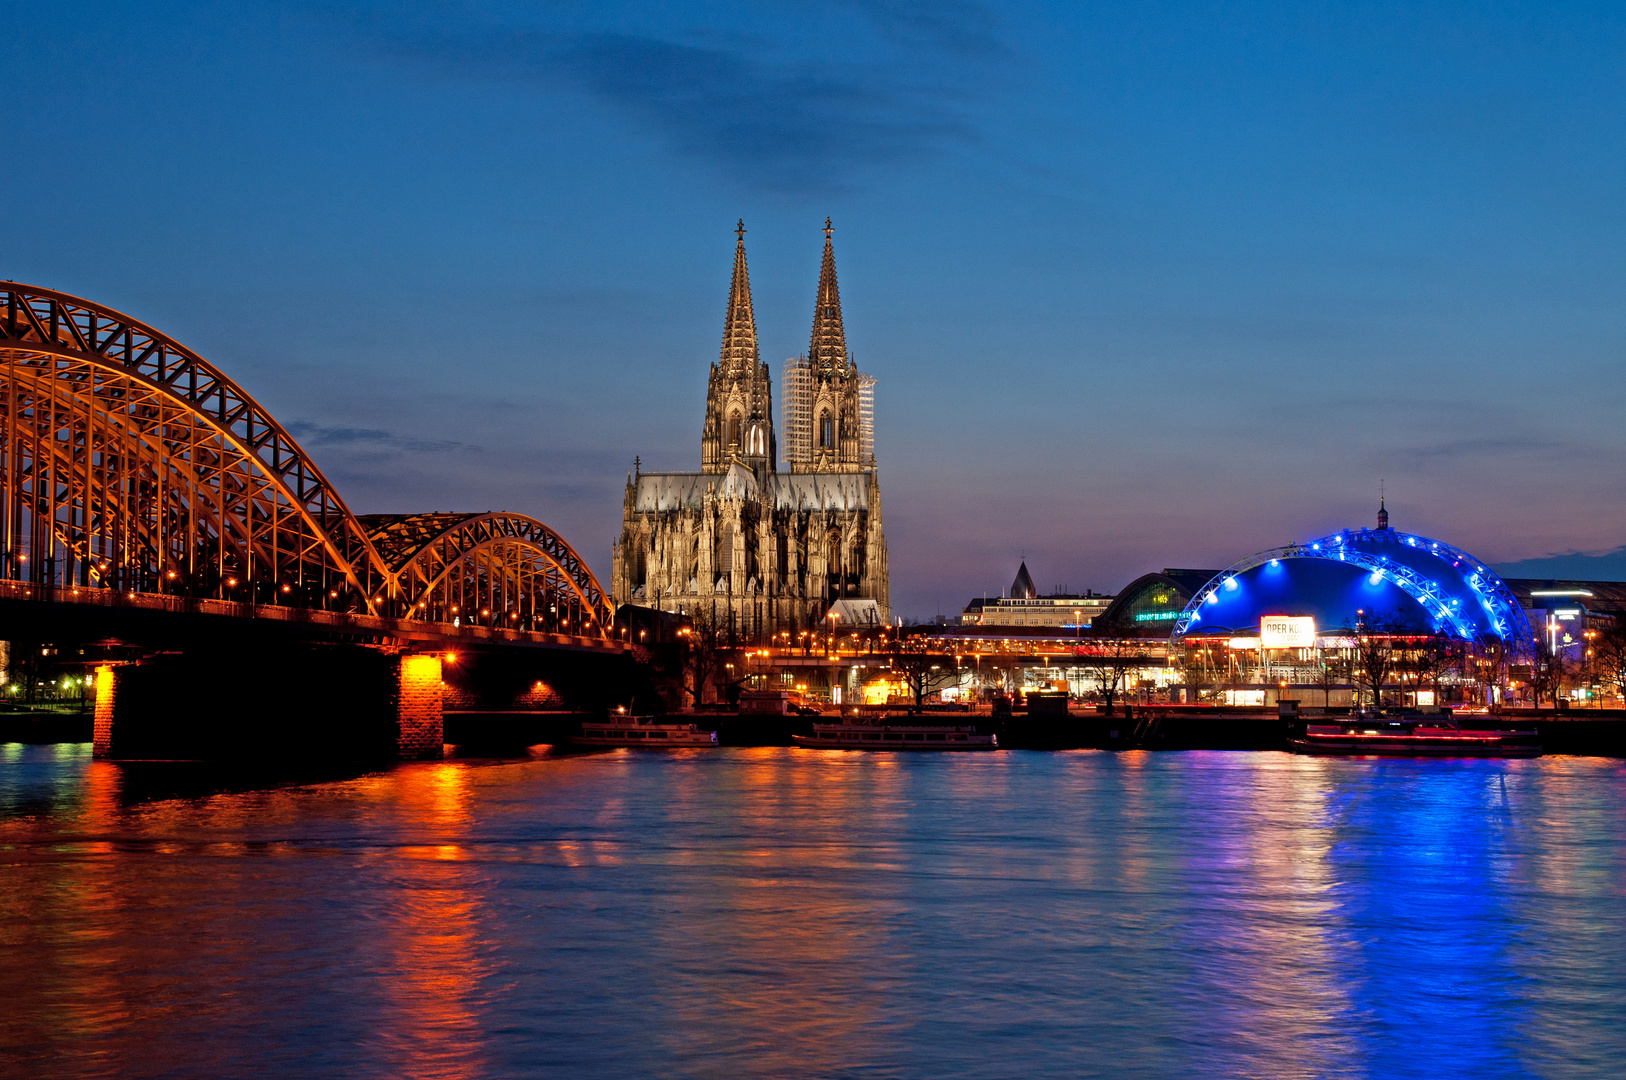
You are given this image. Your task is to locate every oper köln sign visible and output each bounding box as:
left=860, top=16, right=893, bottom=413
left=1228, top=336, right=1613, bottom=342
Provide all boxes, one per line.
left=1259, top=615, right=1316, bottom=649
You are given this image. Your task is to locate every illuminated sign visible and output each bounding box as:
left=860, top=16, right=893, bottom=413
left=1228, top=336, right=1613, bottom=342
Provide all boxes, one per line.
left=1259, top=615, right=1316, bottom=648
left=1134, top=611, right=1181, bottom=622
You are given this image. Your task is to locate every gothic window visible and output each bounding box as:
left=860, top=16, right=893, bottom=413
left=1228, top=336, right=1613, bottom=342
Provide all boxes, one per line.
left=719, top=525, right=734, bottom=574
left=747, top=424, right=764, bottom=456
left=819, top=412, right=833, bottom=449
left=635, top=542, right=647, bottom=586
left=728, top=413, right=742, bottom=448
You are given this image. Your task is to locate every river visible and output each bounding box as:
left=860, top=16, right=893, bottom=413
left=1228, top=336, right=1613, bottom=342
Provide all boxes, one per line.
left=2, top=744, right=1623, bottom=1078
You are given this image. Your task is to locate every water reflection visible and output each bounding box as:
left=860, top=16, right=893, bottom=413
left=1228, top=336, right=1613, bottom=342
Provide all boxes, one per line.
left=364, top=762, right=490, bottom=1080
left=1, top=744, right=1623, bottom=1079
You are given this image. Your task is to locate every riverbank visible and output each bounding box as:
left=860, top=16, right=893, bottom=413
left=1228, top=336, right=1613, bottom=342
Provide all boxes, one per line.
left=12, top=706, right=1625, bottom=758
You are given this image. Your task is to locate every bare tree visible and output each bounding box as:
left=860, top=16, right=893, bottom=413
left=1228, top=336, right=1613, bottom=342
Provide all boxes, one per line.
left=887, top=635, right=959, bottom=712
left=1408, top=631, right=1463, bottom=707
left=1312, top=646, right=1351, bottom=710
left=1472, top=639, right=1510, bottom=710
left=1591, top=622, right=1626, bottom=703
left=1077, top=636, right=1147, bottom=716
left=1352, top=610, right=1411, bottom=713
left=1529, top=634, right=1568, bottom=708
left=682, top=608, right=724, bottom=707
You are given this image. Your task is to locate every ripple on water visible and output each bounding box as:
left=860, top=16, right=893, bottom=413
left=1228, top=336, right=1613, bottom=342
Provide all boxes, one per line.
left=1, top=746, right=1623, bottom=1079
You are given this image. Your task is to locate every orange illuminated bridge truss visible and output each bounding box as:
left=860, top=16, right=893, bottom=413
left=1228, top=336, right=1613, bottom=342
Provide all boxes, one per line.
left=0, top=284, right=612, bottom=638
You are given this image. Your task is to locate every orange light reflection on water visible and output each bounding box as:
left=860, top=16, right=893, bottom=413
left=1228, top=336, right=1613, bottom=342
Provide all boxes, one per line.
left=362, top=761, right=489, bottom=1080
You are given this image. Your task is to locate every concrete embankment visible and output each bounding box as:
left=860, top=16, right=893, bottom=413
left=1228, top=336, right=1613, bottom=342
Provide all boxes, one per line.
left=11, top=706, right=1625, bottom=758
left=0, top=710, right=94, bottom=744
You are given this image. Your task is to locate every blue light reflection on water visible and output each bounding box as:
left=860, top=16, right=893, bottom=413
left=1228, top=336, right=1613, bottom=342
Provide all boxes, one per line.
left=0, top=746, right=1623, bottom=1079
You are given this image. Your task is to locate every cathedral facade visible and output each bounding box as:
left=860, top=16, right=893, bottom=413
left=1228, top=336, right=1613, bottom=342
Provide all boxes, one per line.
left=610, top=220, right=889, bottom=638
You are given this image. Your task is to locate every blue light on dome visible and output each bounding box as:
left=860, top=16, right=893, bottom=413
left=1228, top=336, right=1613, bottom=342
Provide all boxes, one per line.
left=1170, top=526, right=1531, bottom=651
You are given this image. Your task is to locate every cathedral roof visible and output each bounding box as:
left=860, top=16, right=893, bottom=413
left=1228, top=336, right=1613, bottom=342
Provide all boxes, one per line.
left=808, top=218, right=849, bottom=377
left=632, top=469, right=870, bottom=512
left=773, top=473, right=868, bottom=511
left=719, top=220, right=761, bottom=375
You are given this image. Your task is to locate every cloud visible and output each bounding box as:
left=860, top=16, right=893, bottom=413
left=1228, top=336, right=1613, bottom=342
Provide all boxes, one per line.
left=839, top=0, right=1006, bottom=57
left=320, top=3, right=1008, bottom=193
left=1494, top=546, right=1626, bottom=582
left=1398, top=434, right=1573, bottom=462
left=287, top=421, right=481, bottom=456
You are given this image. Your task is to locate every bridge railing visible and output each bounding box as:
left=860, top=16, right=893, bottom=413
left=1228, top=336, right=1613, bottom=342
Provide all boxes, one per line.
left=0, top=579, right=624, bottom=652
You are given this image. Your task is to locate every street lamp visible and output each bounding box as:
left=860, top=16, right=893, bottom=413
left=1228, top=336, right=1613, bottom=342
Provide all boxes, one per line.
left=1584, top=629, right=1598, bottom=707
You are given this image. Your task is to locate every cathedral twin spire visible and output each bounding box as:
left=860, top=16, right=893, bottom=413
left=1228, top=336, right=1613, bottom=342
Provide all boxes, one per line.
left=709, top=218, right=866, bottom=475
left=719, top=218, right=850, bottom=378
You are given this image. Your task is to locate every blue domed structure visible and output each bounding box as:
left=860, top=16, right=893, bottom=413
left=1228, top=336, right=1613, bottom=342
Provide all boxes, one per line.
left=1171, top=511, right=1531, bottom=650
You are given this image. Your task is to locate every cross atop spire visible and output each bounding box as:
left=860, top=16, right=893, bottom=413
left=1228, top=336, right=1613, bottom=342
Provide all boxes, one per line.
left=809, top=218, right=848, bottom=376
left=718, top=220, right=760, bottom=375
left=1377, top=480, right=1389, bottom=531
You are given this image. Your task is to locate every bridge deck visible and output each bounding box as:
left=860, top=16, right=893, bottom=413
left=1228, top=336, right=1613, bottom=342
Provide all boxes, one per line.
left=0, top=580, right=624, bottom=653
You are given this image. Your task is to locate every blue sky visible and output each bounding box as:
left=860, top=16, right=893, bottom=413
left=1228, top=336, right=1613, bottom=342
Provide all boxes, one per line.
left=5, top=1, right=1625, bottom=616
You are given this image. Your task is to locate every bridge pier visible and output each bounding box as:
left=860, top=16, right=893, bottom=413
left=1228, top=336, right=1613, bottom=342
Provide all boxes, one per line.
left=395, top=654, right=445, bottom=759
left=88, top=645, right=451, bottom=763
left=92, top=664, right=116, bottom=756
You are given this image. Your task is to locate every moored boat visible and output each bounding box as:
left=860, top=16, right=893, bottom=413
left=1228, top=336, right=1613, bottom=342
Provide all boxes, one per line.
left=1288, top=719, right=1540, bottom=758
left=792, top=719, right=998, bottom=751
left=569, top=716, right=719, bottom=748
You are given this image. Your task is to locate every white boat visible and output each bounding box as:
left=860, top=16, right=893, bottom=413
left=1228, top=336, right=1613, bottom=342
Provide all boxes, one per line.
left=792, top=720, right=998, bottom=751
left=569, top=716, right=719, bottom=748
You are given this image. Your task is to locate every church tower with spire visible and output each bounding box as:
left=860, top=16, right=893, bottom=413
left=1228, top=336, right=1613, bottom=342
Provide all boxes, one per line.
left=701, top=220, right=776, bottom=475
left=611, top=219, right=890, bottom=643
left=782, top=219, right=874, bottom=474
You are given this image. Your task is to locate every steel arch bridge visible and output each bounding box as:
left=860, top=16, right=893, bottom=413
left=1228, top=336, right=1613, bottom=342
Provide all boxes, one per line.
left=1170, top=527, right=1532, bottom=651
left=362, top=512, right=607, bottom=635
left=0, top=283, right=612, bottom=639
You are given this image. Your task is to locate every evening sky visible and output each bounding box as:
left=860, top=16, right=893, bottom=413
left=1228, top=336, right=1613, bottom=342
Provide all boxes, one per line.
left=4, top=1, right=1624, bottom=616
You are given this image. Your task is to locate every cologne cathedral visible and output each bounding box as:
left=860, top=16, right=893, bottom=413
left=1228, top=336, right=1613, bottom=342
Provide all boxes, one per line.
left=610, top=220, right=889, bottom=638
